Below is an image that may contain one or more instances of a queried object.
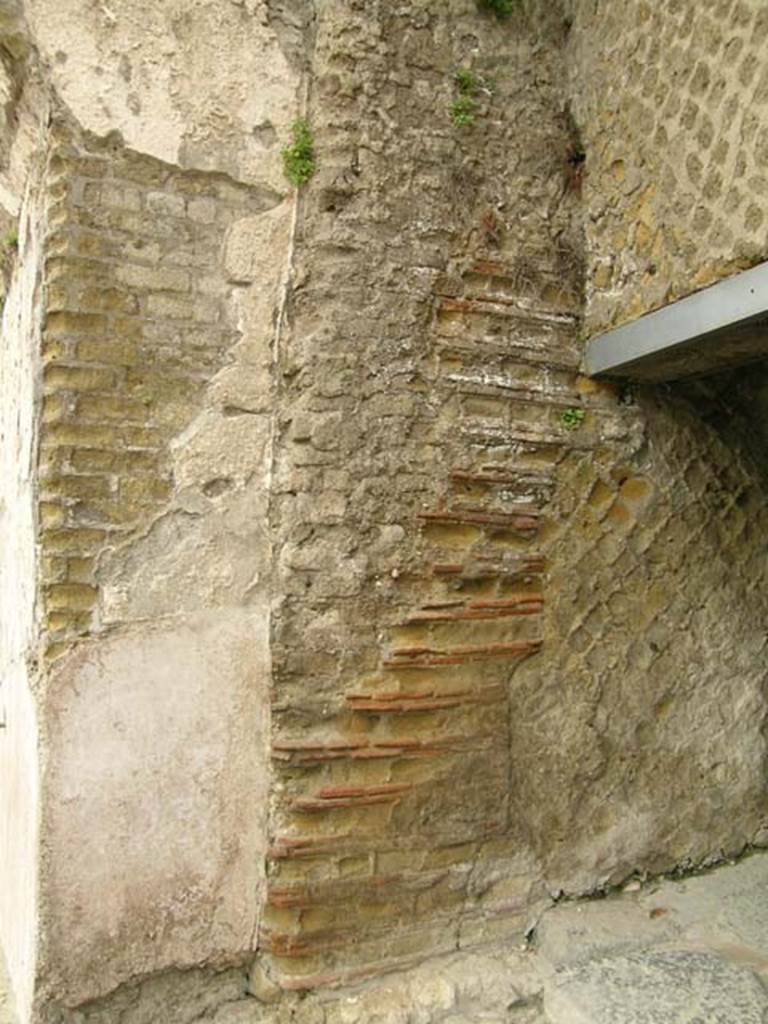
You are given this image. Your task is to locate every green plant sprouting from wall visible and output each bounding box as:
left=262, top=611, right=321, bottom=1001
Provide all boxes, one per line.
left=455, top=68, right=480, bottom=94
left=477, top=0, right=517, bottom=18
left=450, top=95, right=476, bottom=128
left=561, top=407, right=586, bottom=430
left=450, top=67, right=483, bottom=128
left=282, top=118, right=316, bottom=187
left=2, top=229, right=18, bottom=251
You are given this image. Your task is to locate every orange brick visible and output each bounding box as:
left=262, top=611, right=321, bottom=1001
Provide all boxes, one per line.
left=46, top=583, right=98, bottom=612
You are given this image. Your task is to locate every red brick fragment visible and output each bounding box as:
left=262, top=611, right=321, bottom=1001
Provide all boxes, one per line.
left=383, top=639, right=542, bottom=668
left=291, top=793, right=403, bottom=811
left=418, top=508, right=539, bottom=529
left=316, top=783, right=413, bottom=799
left=470, top=259, right=514, bottom=277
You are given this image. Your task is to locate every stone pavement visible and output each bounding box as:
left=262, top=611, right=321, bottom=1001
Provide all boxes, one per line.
left=5, top=853, right=768, bottom=1023
left=534, top=852, right=768, bottom=1024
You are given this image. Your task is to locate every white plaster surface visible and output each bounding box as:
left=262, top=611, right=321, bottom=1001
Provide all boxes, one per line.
left=0, top=183, right=45, bottom=1024
left=39, top=609, right=271, bottom=1009
left=25, top=0, right=298, bottom=189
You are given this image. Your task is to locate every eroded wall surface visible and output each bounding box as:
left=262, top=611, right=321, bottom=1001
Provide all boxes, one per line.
left=0, top=0, right=301, bottom=1017
left=258, top=3, right=768, bottom=995
left=0, top=15, right=50, bottom=1020
left=261, top=0, right=585, bottom=989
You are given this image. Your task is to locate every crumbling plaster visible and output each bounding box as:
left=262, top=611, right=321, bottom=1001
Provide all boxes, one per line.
left=0, top=0, right=302, bottom=1017
left=25, top=0, right=298, bottom=191
left=39, top=611, right=271, bottom=1009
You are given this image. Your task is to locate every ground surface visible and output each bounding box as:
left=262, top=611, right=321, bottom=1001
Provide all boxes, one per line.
left=5, top=852, right=768, bottom=1023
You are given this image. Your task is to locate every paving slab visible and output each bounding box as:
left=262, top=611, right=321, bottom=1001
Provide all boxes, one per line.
left=635, top=853, right=768, bottom=960
left=544, top=948, right=768, bottom=1024
left=534, top=893, right=683, bottom=968
left=536, top=853, right=768, bottom=1024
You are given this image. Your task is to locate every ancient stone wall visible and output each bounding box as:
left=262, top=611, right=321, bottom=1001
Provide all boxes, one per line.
left=38, top=126, right=280, bottom=651
left=258, top=0, right=768, bottom=993
left=566, top=0, right=768, bottom=332
left=260, top=0, right=591, bottom=990
left=0, top=18, right=49, bottom=1018
left=0, top=1, right=299, bottom=1014
left=0, top=2, right=767, bottom=1022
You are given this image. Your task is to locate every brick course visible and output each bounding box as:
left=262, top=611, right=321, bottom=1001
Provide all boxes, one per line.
left=37, top=127, right=278, bottom=651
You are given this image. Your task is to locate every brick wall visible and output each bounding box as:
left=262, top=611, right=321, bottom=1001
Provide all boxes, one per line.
left=38, top=127, right=278, bottom=656
left=261, top=0, right=599, bottom=988
left=32, top=121, right=283, bottom=1010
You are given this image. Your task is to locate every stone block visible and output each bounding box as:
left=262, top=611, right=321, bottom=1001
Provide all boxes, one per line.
left=44, top=365, right=117, bottom=392
left=45, top=583, right=98, bottom=612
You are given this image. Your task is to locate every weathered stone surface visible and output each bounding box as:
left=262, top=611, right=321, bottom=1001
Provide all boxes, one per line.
left=0, top=163, right=47, bottom=1024
left=535, top=896, right=682, bottom=968
left=634, top=852, right=768, bottom=962
left=545, top=950, right=768, bottom=1024
left=247, top=961, right=282, bottom=1005
left=0, top=946, right=17, bottom=1024
left=3, top=855, right=768, bottom=1023
left=39, top=612, right=270, bottom=1008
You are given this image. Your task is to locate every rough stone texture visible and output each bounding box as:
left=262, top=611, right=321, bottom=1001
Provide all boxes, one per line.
left=537, top=853, right=768, bottom=1023
left=26, top=110, right=294, bottom=1009
left=0, top=1, right=767, bottom=1021
left=565, top=0, right=768, bottom=332
left=24, top=0, right=298, bottom=190
left=37, top=125, right=282, bottom=652
left=260, top=0, right=768, bottom=993
left=0, top=3, right=296, bottom=1015
left=0, top=946, right=18, bottom=1024
left=261, top=0, right=588, bottom=990
left=545, top=949, right=768, bottom=1024
left=518, top=378, right=768, bottom=895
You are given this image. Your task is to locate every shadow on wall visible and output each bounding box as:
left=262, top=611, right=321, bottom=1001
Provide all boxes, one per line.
left=670, top=358, right=768, bottom=485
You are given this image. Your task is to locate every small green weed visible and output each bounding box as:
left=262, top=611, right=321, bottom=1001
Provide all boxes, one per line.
left=455, top=68, right=480, bottom=94
left=282, top=118, right=315, bottom=188
left=450, top=67, right=483, bottom=129
left=2, top=229, right=18, bottom=251
left=477, top=0, right=517, bottom=18
left=450, top=95, right=476, bottom=128
left=561, top=407, right=586, bottom=430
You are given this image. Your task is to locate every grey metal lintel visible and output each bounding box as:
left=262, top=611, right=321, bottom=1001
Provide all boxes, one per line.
left=584, top=261, right=768, bottom=382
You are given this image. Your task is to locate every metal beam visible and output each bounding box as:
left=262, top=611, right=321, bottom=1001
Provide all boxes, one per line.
left=584, top=261, right=768, bottom=381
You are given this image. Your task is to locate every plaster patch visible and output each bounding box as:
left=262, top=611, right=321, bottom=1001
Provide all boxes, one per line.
left=39, top=610, right=270, bottom=1008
